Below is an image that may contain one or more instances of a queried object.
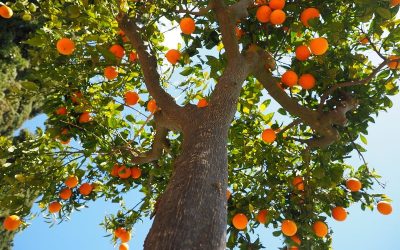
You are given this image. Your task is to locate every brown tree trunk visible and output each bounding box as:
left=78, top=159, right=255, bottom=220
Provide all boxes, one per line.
left=144, top=119, right=229, bottom=250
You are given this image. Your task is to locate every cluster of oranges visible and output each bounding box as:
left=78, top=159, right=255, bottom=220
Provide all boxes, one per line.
left=48, top=176, right=93, bottom=214
left=110, top=164, right=142, bottom=180
left=114, top=227, right=132, bottom=250
left=255, top=0, right=287, bottom=25
left=281, top=70, right=317, bottom=90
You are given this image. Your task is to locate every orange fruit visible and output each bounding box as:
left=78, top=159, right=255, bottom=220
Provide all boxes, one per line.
left=115, top=227, right=127, bottom=238
left=3, top=215, right=21, bottom=231
left=290, top=235, right=301, bottom=245
left=129, top=51, right=138, bottom=62
left=360, top=36, right=369, bottom=44
left=180, top=17, right=196, bottom=35
left=309, top=37, right=329, bottom=55
left=313, top=221, right=328, bottom=238
left=292, top=176, right=304, bottom=191
left=79, top=112, right=91, bottom=123
left=61, top=128, right=69, bottom=135
left=119, top=243, right=129, bottom=250
left=0, top=5, right=13, bottom=18
left=388, top=55, right=400, bottom=69
left=262, top=128, right=276, bottom=143
left=256, top=5, right=272, bottom=23
left=332, top=206, right=347, bottom=221
left=235, top=27, right=244, bottom=39
left=104, top=66, right=118, bottom=80
left=147, top=99, right=158, bottom=113
left=255, top=0, right=267, bottom=5
left=109, top=44, right=125, bottom=59
left=71, top=91, right=83, bottom=104
left=269, top=0, right=285, bottom=9
left=390, top=0, right=400, bottom=7
left=197, top=98, right=208, bottom=108
left=226, top=189, right=231, bottom=200
left=59, top=188, right=72, bottom=200
left=55, top=107, right=67, bottom=115
left=120, top=230, right=131, bottom=243
left=377, top=201, right=392, bottom=215
left=65, top=176, right=79, bottom=188
left=79, top=183, right=93, bottom=196
left=131, top=167, right=142, bottom=179
left=346, top=178, right=362, bottom=192
left=56, top=38, right=75, bottom=55
left=232, top=213, right=248, bottom=230
left=48, top=201, right=62, bottom=213
left=256, top=209, right=268, bottom=224
left=60, top=138, right=71, bottom=145
left=281, top=70, right=298, bottom=87
left=300, top=8, right=320, bottom=27
left=111, top=164, right=120, bottom=177
left=295, top=45, right=311, bottom=61
left=165, top=49, right=181, bottom=65
left=118, top=165, right=131, bottom=179
left=281, top=219, right=297, bottom=236
left=125, top=91, right=139, bottom=106
left=298, top=74, right=316, bottom=90
left=270, top=10, right=286, bottom=25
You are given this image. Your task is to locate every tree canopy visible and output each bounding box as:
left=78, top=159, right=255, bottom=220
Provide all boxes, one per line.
left=1, top=0, right=399, bottom=249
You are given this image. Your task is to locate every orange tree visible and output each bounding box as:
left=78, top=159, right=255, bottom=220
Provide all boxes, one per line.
left=1, top=0, right=399, bottom=249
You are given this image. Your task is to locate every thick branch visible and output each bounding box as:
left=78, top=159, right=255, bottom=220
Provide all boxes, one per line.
left=229, top=0, right=253, bottom=20
left=117, top=13, right=181, bottom=115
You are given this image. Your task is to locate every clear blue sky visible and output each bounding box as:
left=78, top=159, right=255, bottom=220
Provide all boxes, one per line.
left=12, top=92, right=400, bottom=249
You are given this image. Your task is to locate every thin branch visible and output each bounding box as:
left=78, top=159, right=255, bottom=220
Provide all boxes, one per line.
left=278, top=119, right=301, bottom=135
left=176, top=3, right=213, bottom=16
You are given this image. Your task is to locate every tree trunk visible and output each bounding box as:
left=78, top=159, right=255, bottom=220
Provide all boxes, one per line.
left=144, top=120, right=229, bottom=250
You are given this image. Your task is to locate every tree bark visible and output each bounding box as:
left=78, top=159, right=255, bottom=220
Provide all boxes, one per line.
left=144, top=117, right=229, bottom=250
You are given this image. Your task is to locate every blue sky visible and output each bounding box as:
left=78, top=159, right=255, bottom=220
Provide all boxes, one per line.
left=12, top=92, right=400, bottom=249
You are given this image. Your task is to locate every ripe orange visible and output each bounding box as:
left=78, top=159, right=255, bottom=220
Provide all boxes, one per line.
left=262, top=128, right=276, bottom=143
left=309, top=37, right=329, bottom=55
left=115, top=227, right=127, bottom=238
left=390, top=0, right=400, bottom=7
left=332, top=206, right=347, bottom=221
left=269, top=0, right=285, bottom=10
left=120, top=230, right=131, bottom=243
left=180, top=17, right=196, bottom=35
left=281, top=219, right=297, bottom=236
left=109, top=44, right=125, bottom=59
left=377, top=201, right=392, bottom=215
left=125, top=91, right=139, bottom=106
left=56, top=38, right=75, bottom=55
left=197, top=98, right=208, bottom=108
left=290, top=235, right=301, bottom=245
left=147, top=99, right=158, bottom=113
left=48, top=201, right=62, bottom=213
left=71, top=91, right=83, bottom=104
left=298, top=74, right=316, bottom=90
left=226, top=189, right=231, bottom=200
left=165, top=49, right=181, bottom=65
left=388, top=55, right=400, bottom=69
left=313, top=221, right=328, bottom=238
left=232, top=213, right=248, bottom=230
left=235, top=27, right=244, bottom=39
left=60, top=138, right=71, bottom=145
left=79, top=183, right=93, bottom=196
left=300, top=8, right=320, bottom=27
left=256, top=209, right=268, bottom=224
left=270, top=10, right=286, bottom=25
left=360, top=36, right=369, bottom=44
left=129, top=51, right=138, bottom=62
left=119, top=243, right=129, bottom=250
left=346, top=178, right=362, bottom=192
left=3, top=215, right=21, bottom=231
left=281, top=70, right=298, bottom=87
left=111, top=164, right=120, bottom=177
left=55, top=107, right=67, bottom=115
left=131, top=167, right=142, bottom=179
left=65, top=176, right=79, bottom=188
left=295, top=45, right=311, bottom=61
left=0, top=5, right=13, bottom=18
left=256, top=5, right=272, bottom=23
left=292, top=176, right=304, bottom=191
left=118, top=165, right=131, bottom=179
left=59, top=188, right=72, bottom=200
left=79, top=112, right=91, bottom=123
left=104, top=66, right=118, bottom=80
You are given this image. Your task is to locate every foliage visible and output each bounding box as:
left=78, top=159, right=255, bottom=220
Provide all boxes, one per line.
left=0, top=0, right=399, bottom=249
